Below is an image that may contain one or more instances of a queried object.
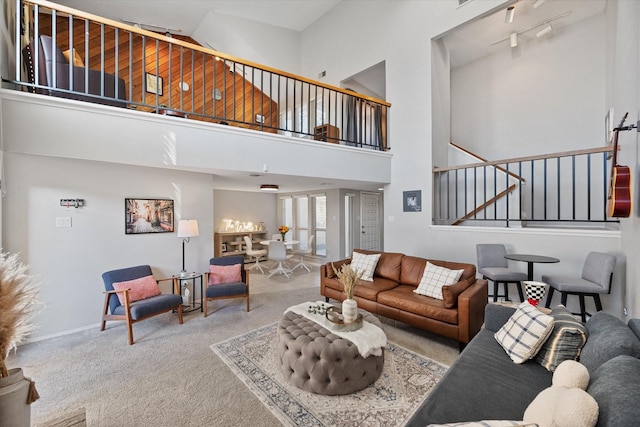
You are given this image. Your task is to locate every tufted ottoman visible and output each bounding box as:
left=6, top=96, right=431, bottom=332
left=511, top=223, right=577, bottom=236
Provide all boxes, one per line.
left=276, top=310, right=385, bottom=395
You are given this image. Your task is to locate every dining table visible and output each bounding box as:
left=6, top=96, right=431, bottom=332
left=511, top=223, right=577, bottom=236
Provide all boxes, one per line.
left=259, top=239, right=300, bottom=247
left=504, top=253, right=559, bottom=281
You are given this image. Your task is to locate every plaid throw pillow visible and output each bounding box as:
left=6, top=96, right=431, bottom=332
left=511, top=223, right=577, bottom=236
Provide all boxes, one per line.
left=495, top=302, right=555, bottom=364
left=414, top=262, right=464, bottom=300
left=535, top=305, right=588, bottom=372
left=350, top=251, right=381, bottom=282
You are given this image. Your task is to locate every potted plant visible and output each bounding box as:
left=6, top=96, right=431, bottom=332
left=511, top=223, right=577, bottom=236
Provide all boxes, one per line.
left=331, top=263, right=364, bottom=323
left=0, top=252, right=41, bottom=427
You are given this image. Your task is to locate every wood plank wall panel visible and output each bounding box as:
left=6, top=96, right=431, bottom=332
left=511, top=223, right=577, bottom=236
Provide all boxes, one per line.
left=35, top=13, right=278, bottom=132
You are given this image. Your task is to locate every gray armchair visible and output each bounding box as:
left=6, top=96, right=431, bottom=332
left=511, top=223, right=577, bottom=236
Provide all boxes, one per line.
left=203, top=256, right=250, bottom=317
left=101, top=265, right=183, bottom=345
left=543, top=251, right=616, bottom=322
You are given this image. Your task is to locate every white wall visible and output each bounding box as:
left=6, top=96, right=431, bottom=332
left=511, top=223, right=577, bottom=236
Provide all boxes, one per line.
left=3, top=153, right=214, bottom=340
left=213, top=189, right=277, bottom=235
left=191, top=11, right=301, bottom=75
left=301, top=0, right=632, bottom=319
left=451, top=13, right=606, bottom=158
left=610, top=0, right=640, bottom=318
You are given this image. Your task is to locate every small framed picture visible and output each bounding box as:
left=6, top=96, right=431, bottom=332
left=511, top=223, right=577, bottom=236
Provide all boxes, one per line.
left=403, top=190, right=422, bottom=212
left=125, top=198, right=174, bottom=234
left=146, top=73, right=163, bottom=96
left=221, top=243, right=228, bottom=252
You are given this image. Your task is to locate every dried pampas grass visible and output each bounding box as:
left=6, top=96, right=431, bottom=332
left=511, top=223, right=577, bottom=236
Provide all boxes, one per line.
left=331, top=262, right=364, bottom=300
left=0, top=251, right=41, bottom=377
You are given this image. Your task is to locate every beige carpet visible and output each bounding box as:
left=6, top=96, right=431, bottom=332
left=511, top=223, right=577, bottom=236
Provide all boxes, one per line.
left=7, top=266, right=460, bottom=426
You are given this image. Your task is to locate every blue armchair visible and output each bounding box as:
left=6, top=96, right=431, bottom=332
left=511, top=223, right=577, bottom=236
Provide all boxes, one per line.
left=203, top=256, right=250, bottom=317
left=101, top=265, right=183, bottom=345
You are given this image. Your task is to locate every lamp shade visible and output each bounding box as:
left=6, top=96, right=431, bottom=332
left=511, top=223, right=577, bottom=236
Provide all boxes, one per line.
left=177, top=219, right=199, bottom=238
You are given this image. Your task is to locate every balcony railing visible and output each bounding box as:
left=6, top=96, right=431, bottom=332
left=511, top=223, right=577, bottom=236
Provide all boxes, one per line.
left=433, top=145, right=619, bottom=228
left=5, top=0, right=391, bottom=151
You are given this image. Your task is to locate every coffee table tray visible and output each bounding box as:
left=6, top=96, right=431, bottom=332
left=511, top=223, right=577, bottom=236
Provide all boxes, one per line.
left=324, top=306, right=363, bottom=332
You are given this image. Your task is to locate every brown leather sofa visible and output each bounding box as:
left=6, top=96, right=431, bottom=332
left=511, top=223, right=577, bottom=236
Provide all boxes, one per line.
left=320, top=250, right=488, bottom=345
left=22, top=35, right=127, bottom=108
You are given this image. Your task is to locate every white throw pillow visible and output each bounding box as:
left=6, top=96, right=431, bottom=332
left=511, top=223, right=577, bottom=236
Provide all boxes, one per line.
left=350, top=251, right=381, bottom=282
left=414, top=262, right=464, bottom=300
left=495, top=302, right=555, bottom=364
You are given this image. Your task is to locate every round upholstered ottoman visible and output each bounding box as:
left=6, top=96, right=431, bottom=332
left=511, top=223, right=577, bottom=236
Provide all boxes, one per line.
left=276, top=310, right=384, bottom=395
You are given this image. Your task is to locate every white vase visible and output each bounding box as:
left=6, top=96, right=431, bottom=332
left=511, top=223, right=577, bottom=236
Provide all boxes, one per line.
left=0, top=368, right=33, bottom=427
left=342, top=298, right=358, bottom=324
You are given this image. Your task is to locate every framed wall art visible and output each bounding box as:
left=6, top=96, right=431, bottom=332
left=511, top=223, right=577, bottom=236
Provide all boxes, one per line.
left=145, top=73, right=163, bottom=96
left=403, top=190, right=422, bottom=212
left=125, top=198, right=174, bottom=234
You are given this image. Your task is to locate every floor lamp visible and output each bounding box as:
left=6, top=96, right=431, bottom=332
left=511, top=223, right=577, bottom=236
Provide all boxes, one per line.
left=177, top=219, right=199, bottom=276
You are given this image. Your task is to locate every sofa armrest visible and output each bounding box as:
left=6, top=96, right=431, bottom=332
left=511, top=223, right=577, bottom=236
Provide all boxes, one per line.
left=484, top=303, right=518, bottom=332
left=456, top=279, right=488, bottom=344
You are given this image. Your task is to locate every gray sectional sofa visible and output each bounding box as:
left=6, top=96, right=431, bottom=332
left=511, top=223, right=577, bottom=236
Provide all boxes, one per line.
left=407, top=303, right=640, bottom=426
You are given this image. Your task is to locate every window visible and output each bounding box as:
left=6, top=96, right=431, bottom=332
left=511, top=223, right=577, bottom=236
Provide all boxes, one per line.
left=281, top=194, right=326, bottom=257
left=295, top=196, right=309, bottom=248
left=313, top=195, right=326, bottom=256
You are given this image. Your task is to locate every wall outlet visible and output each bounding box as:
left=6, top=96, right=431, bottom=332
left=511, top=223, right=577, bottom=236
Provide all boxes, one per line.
left=624, top=307, right=628, bottom=316
left=255, top=114, right=265, bottom=123
left=56, top=217, right=72, bottom=227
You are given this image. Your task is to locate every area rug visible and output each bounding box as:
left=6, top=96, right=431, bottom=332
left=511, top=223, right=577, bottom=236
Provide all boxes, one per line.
left=211, top=322, right=448, bottom=427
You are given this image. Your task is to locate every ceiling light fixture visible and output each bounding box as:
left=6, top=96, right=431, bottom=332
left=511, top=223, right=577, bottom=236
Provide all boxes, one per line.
left=532, top=0, right=546, bottom=9
left=505, top=6, right=515, bottom=24
left=510, top=33, right=518, bottom=48
left=536, top=24, right=553, bottom=38
left=260, top=184, right=279, bottom=192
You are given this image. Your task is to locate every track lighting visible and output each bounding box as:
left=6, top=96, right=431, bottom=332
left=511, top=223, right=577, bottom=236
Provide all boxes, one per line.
left=510, top=33, right=518, bottom=48
left=536, top=25, right=553, bottom=38
left=505, top=6, right=515, bottom=24
left=533, top=0, right=546, bottom=9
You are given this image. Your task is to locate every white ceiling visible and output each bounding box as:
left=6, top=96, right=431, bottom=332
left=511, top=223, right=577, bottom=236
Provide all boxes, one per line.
left=442, top=0, right=606, bottom=69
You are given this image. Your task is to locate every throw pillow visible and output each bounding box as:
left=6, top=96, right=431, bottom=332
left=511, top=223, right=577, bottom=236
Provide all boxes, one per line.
left=414, top=261, right=464, bottom=300
left=350, top=251, right=381, bottom=282
left=112, top=275, right=161, bottom=304
left=208, top=264, right=242, bottom=286
left=579, top=311, right=640, bottom=373
left=494, top=302, right=555, bottom=364
left=62, top=48, right=85, bottom=67
left=441, top=277, right=473, bottom=309
left=587, top=355, right=640, bottom=427
left=524, top=360, right=598, bottom=427
left=535, top=305, right=588, bottom=372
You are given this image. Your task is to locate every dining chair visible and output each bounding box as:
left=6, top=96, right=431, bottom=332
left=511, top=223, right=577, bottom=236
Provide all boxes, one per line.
left=292, top=235, right=314, bottom=272
left=268, top=240, right=291, bottom=279
left=476, top=244, right=527, bottom=302
left=244, top=236, right=267, bottom=274
left=543, top=251, right=616, bottom=322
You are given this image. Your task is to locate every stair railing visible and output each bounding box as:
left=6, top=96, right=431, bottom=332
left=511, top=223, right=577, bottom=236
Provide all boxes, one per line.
left=433, top=145, right=619, bottom=228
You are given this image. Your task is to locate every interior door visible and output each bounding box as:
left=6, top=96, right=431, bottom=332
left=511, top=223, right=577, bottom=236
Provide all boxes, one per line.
left=360, top=192, right=380, bottom=250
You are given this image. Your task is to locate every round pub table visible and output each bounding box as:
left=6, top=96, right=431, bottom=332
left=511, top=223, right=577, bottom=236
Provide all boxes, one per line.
left=504, top=254, right=559, bottom=281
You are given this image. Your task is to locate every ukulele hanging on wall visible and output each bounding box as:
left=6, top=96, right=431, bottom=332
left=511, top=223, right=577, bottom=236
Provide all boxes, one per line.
left=606, top=112, right=632, bottom=218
